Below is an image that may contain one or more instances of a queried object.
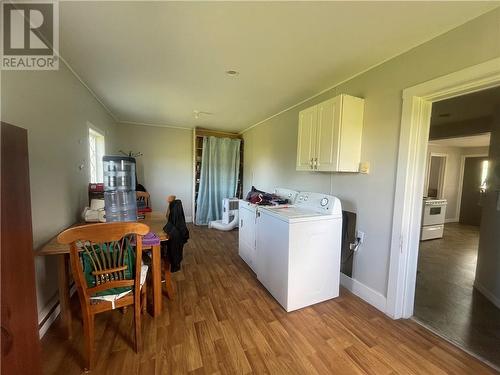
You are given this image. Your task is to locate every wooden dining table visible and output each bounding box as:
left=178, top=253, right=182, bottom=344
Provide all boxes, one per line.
left=36, top=211, right=173, bottom=339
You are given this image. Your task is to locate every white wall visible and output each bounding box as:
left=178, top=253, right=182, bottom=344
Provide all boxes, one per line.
left=115, top=123, right=194, bottom=220
left=475, top=113, right=500, bottom=308
left=1, top=64, right=118, bottom=325
left=426, top=145, right=489, bottom=221
left=242, top=8, right=500, bottom=306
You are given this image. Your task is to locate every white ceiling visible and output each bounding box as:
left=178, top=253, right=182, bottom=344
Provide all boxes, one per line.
left=59, top=2, right=499, bottom=132
left=429, top=133, right=491, bottom=148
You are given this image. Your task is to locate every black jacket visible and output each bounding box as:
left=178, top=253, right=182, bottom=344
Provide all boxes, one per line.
left=162, top=200, right=189, bottom=272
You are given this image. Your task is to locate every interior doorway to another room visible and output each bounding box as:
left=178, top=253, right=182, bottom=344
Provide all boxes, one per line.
left=414, top=87, right=499, bottom=369
left=425, top=154, right=447, bottom=199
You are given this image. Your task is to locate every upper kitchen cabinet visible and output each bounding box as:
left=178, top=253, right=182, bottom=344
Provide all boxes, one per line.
left=296, top=94, right=364, bottom=172
left=296, top=105, right=318, bottom=171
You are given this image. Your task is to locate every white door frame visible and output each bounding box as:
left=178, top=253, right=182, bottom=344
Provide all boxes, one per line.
left=456, top=152, right=490, bottom=222
left=386, top=57, right=500, bottom=319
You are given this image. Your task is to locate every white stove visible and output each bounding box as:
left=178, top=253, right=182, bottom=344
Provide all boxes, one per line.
left=256, top=192, right=342, bottom=312
left=421, top=198, right=447, bottom=240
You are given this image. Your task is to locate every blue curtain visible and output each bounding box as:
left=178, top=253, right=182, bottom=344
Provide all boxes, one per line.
left=195, top=136, right=241, bottom=225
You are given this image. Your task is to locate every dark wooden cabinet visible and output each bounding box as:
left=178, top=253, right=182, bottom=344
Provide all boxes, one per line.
left=1, top=122, right=42, bottom=375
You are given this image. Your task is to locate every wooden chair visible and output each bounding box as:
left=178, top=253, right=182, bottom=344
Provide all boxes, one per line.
left=57, top=222, right=150, bottom=370
left=136, top=191, right=151, bottom=208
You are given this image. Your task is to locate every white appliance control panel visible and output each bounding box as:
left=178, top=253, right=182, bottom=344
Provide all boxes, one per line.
left=295, top=192, right=341, bottom=215
left=274, top=188, right=299, bottom=203
left=424, top=199, right=447, bottom=206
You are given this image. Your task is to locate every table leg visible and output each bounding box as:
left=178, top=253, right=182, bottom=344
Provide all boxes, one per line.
left=57, top=253, right=72, bottom=339
left=151, top=244, right=162, bottom=317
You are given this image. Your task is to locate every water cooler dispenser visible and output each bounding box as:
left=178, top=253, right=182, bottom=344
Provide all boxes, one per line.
left=103, top=155, right=137, bottom=222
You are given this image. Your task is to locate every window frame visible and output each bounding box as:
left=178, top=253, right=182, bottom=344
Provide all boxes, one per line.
left=88, top=123, right=105, bottom=183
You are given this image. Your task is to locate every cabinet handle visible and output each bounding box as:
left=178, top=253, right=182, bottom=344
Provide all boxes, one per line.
left=240, top=219, right=243, bottom=228
left=310, top=158, right=313, bottom=169
left=314, top=157, right=318, bottom=169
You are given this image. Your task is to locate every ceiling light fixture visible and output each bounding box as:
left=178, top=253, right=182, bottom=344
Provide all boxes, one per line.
left=193, top=110, right=213, bottom=119
left=225, top=70, right=239, bottom=76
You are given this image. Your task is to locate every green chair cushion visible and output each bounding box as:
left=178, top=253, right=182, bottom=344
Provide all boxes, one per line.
left=81, top=242, right=136, bottom=297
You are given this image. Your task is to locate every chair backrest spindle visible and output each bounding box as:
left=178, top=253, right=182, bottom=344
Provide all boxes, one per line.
left=58, top=222, right=149, bottom=300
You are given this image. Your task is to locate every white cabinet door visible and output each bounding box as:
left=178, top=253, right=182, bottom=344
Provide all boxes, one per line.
left=238, top=203, right=256, bottom=270
left=337, top=95, right=364, bottom=172
left=316, top=97, right=341, bottom=171
left=296, top=94, right=364, bottom=173
left=296, top=106, right=317, bottom=171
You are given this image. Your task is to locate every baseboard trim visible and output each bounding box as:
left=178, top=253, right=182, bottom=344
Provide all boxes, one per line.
left=445, top=218, right=459, bottom=223
left=474, top=280, right=500, bottom=309
left=340, top=273, right=387, bottom=314
left=38, top=284, right=76, bottom=338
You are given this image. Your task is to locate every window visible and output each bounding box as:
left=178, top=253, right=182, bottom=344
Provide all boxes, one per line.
left=89, top=127, right=105, bottom=183
left=480, top=160, right=489, bottom=193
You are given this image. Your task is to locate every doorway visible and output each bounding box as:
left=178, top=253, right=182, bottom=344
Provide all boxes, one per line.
left=387, top=58, right=500, bottom=318
left=410, top=86, right=500, bottom=367
left=387, top=58, right=500, bottom=369
left=415, top=126, right=497, bottom=367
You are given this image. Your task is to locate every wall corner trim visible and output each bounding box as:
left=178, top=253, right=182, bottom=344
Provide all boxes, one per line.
left=58, top=55, right=118, bottom=122
left=117, top=120, right=192, bottom=131
left=340, top=273, right=388, bottom=315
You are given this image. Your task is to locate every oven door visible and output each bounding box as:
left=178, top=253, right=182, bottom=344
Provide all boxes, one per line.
left=422, top=204, right=446, bottom=226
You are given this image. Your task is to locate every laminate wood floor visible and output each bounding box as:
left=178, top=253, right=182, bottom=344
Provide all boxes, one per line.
left=415, top=223, right=500, bottom=370
left=42, top=224, right=498, bottom=374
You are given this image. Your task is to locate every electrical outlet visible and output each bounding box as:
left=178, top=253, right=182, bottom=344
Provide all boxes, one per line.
left=359, top=162, right=370, bottom=174
left=357, top=230, right=365, bottom=244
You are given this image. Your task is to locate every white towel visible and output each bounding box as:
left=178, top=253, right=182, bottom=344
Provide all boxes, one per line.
left=90, top=263, right=148, bottom=309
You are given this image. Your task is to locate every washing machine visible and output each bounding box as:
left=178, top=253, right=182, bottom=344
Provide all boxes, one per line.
left=255, top=192, right=342, bottom=312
